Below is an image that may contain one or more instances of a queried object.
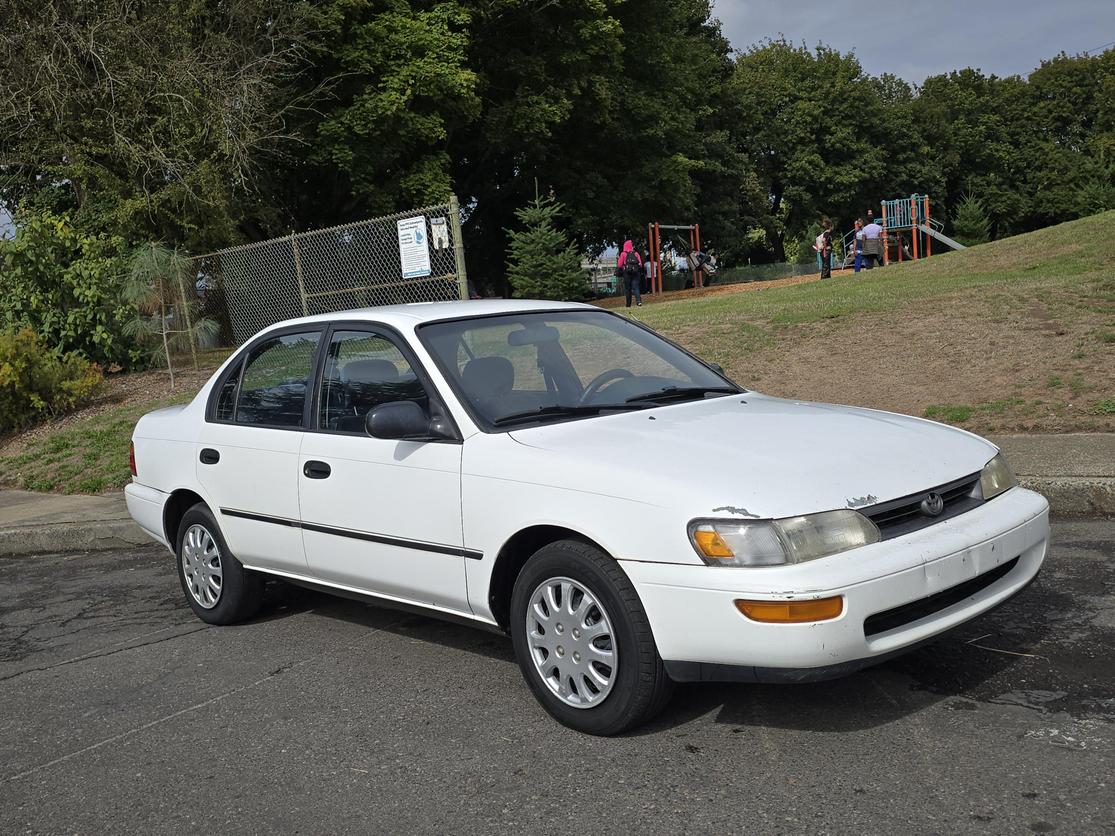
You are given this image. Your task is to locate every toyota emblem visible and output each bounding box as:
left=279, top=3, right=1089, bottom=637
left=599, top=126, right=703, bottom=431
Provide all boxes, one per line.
left=920, top=492, right=945, bottom=516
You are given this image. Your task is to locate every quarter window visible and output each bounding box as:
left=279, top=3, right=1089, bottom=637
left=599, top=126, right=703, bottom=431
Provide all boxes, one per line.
left=214, top=360, right=240, bottom=421
left=319, top=331, right=430, bottom=432
left=234, top=331, right=321, bottom=427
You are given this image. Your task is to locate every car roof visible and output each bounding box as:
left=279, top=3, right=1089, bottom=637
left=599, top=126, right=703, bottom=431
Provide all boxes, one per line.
left=268, top=299, right=599, bottom=333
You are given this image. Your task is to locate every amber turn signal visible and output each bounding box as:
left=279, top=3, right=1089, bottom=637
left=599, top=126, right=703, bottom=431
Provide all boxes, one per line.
left=693, top=528, right=734, bottom=558
left=734, top=596, right=844, bottom=623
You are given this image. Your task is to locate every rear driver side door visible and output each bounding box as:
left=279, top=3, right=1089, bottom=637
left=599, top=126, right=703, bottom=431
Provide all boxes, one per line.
left=197, top=327, right=323, bottom=575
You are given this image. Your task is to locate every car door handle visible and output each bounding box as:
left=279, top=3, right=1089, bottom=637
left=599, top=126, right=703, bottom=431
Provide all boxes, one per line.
left=303, top=460, right=331, bottom=479
left=199, top=448, right=220, bottom=465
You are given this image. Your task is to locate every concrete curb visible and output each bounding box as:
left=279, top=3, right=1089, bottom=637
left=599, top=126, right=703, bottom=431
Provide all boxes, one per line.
left=0, top=518, right=151, bottom=557
left=1019, top=476, right=1115, bottom=520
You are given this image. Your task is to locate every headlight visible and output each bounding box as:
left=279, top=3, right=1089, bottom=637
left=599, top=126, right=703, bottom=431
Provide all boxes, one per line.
left=688, top=510, right=880, bottom=567
left=979, top=452, right=1017, bottom=500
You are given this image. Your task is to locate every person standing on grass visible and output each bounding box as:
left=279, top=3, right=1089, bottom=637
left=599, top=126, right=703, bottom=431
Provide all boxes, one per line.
left=862, top=215, right=884, bottom=269
left=853, top=218, right=865, bottom=273
left=819, top=218, right=833, bottom=279
left=644, top=250, right=656, bottom=295
left=617, top=240, right=644, bottom=307
left=813, top=229, right=825, bottom=274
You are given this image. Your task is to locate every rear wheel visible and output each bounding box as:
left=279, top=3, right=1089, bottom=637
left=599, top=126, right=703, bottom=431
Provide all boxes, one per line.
left=511, top=539, right=673, bottom=735
left=176, top=504, right=263, bottom=625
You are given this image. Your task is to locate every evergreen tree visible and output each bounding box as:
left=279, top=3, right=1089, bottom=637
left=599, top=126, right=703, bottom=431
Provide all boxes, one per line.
left=952, top=192, right=992, bottom=246
left=505, top=196, right=587, bottom=301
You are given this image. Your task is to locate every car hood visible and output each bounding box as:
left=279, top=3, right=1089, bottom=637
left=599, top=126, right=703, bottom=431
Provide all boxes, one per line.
left=506, top=393, right=997, bottom=519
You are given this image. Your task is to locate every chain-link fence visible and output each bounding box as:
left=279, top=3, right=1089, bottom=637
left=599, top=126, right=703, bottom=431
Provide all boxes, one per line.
left=191, top=198, right=468, bottom=345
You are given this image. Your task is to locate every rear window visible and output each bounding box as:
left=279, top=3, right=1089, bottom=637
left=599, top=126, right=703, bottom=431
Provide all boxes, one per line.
left=232, top=332, right=321, bottom=428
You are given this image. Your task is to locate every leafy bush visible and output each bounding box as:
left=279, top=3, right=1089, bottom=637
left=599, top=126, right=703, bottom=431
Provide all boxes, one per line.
left=0, top=212, right=141, bottom=368
left=0, top=327, right=102, bottom=434
left=1091, top=397, right=1115, bottom=416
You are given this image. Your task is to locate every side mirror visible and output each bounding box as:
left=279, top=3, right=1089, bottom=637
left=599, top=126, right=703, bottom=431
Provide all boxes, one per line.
left=366, top=401, right=453, bottom=441
left=708, top=362, right=726, bottom=375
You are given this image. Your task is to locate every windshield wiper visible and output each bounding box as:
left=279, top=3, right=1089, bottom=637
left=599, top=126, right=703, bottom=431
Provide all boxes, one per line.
left=625, top=385, right=741, bottom=404
left=492, top=403, right=649, bottom=427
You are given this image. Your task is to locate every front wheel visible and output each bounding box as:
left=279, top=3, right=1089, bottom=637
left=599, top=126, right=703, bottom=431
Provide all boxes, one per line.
left=511, top=540, right=673, bottom=735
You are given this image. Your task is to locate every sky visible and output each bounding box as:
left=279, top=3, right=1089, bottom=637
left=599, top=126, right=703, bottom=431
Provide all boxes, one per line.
left=713, top=0, right=1115, bottom=84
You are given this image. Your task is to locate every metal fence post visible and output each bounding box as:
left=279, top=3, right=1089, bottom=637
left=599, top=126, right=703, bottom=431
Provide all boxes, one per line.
left=291, top=231, right=309, bottom=316
left=448, top=194, right=469, bottom=301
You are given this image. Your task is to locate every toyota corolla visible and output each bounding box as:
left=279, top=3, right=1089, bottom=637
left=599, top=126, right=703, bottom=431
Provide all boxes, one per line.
left=125, top=300, right=1049, bottom=734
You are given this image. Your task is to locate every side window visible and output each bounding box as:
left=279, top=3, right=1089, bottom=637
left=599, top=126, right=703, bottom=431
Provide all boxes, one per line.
left=234, top=331, right=321, bottom=428
left=319, top=330, right=430, bottom=432
left=214, top=360, right=241, bottom=421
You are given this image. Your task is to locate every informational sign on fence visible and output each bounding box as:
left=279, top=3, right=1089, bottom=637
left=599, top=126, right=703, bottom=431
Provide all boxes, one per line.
left=397, top=216, right=432, bottom=278
left=430, top=216, right=450, bottom=250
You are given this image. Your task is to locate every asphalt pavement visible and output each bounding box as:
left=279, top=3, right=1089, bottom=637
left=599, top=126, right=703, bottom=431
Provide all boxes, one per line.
left=0, top=520, right=1112, bottom=834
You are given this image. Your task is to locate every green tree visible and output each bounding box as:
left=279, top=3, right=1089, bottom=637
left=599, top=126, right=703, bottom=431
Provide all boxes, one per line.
left=505, top=196, right=586, bottom=300
left=451, top=0, right=737, bottom=291
left=725, top=41, right=901, bottom=261
left=913, top=69, right=1037, bottom=237
left=124, top=245, right=219, bottom=389
left=952, top=192, right=992, bottom=245
left=0, top=0, right=318, bottom=251
left=297, top=0, right=480, bottom=220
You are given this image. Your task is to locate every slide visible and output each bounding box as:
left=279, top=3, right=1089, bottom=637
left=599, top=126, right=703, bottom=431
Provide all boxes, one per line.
left=918, top=224, right=967, bottom=251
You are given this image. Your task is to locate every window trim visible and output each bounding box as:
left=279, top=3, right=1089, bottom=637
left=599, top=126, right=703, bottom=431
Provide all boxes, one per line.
left=205, top=324, right=327, bottom=431
left=415, top=308, right=742, bottom=434
left=308, top=320, right=463, bottom=443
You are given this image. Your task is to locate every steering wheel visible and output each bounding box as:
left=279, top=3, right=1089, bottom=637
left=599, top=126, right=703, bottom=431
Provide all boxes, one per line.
left=580, top=368, right=634, bottom=403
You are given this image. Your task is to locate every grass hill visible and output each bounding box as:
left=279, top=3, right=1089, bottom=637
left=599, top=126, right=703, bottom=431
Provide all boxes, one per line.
left=1, top=211, right=1112, bottom=494
left=616, top=210, right=1115, bottom=435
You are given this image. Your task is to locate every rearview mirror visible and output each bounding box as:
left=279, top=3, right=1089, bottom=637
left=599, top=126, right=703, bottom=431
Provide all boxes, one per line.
left=507, top=325, right=559, bottom=346
left=366, top=401, right=453, bottom=441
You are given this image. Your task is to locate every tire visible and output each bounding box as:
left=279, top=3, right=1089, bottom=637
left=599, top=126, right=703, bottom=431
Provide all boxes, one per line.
left=510, top=539, right=674, bottom=735
left=176, top=503, right=263, bottom=625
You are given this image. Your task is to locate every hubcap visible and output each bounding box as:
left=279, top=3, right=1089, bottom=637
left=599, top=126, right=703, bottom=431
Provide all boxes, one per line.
left=526, top=576, right=617, bottom=709
left=181, top=524, right=223, bottom=609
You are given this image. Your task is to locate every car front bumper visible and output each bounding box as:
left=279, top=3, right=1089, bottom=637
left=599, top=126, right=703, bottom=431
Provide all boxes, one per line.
left=620, top=486, right=1049, bottom=682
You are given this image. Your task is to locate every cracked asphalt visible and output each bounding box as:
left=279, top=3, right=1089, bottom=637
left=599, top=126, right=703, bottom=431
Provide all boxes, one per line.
left=0, top=520, right=1112, bottom=834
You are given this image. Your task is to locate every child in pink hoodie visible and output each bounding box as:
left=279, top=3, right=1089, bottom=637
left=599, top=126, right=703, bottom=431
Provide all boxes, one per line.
left=616, top=240, right=643, bottom=307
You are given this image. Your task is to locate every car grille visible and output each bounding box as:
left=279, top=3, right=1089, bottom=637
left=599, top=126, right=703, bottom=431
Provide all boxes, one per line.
left=863, top=556, right=1020, bottom=637
left=862, top=472, right=984, bottom=540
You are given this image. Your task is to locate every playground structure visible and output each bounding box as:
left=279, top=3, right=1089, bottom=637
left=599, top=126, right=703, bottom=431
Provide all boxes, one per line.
left=841, top=194, right=966, bottom=268
left=638, top=196, right=967, bottom=295
left=646, top=222, right=705, bottom=293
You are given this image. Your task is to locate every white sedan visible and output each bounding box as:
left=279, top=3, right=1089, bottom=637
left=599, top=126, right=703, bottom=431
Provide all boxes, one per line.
left=125, top=300, right=1049, bottom=734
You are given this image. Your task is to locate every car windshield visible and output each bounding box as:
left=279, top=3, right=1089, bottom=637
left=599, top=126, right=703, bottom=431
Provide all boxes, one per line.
left=418, top=310, right=741, bottom=429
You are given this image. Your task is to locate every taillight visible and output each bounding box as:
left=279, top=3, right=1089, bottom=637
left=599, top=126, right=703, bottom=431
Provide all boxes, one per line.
left=129, top=442, right=137, bottom=478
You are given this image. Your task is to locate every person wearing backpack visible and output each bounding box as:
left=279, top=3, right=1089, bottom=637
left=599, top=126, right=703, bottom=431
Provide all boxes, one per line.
left=617, top=240, right=644, bottom=307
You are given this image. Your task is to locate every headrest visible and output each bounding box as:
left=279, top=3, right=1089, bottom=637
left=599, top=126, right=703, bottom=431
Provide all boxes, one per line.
left=461, top=356, right=514, bottom=401
left=340, top=359, right=399, bottom=386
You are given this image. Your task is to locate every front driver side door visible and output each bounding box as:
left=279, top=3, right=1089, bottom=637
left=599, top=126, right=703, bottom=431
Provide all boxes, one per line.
left=297, top=325, right=471, bottom=615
